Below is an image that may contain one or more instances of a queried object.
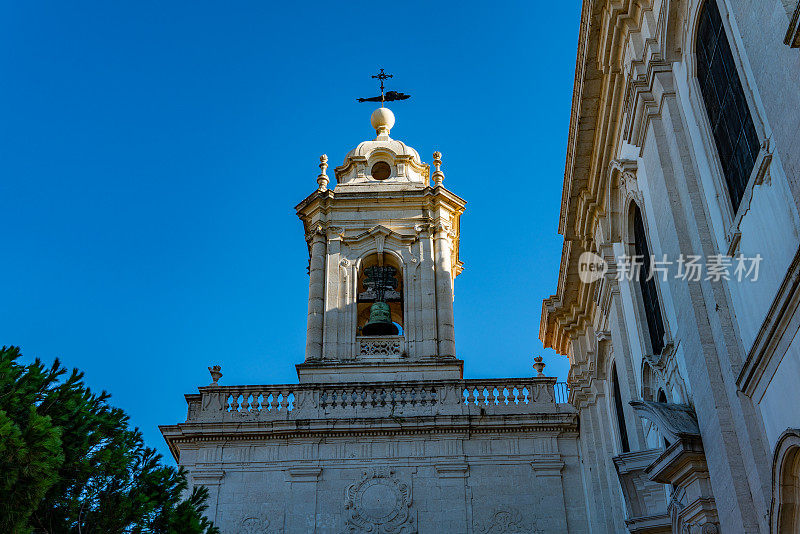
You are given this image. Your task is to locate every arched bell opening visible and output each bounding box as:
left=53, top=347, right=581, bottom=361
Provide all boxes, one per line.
left=356, top=252, right=404, bottom=337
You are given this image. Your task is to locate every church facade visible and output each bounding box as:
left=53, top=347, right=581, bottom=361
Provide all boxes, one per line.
left=540, top=0, right=800, bottom=533
left=161, top=108, right=585, bottom=533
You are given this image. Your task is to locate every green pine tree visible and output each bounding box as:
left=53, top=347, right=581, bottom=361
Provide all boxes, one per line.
left=0, top=346, right=219, bottom=534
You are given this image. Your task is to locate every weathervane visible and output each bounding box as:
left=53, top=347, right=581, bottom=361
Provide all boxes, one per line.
left=357, top=69, right=411, bottom=106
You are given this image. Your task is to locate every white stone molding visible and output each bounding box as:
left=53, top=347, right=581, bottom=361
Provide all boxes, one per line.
left=738, top=244, right=800, bottom=400
left=434, top=463, right=469, bottom=478
left=192, top=469, right=224, bottom=486
left=287, top=466, right=322, bottom=482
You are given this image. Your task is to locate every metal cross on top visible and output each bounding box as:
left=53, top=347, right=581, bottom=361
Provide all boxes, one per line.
left=357, top=69, right=411, bottom=106
left=373, top=68, right=392, bottom=103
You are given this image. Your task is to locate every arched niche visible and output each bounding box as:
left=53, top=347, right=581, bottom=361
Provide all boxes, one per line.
left=772, top=429, right=800, bottom=533
left=356, top=252, right=404, bottom=336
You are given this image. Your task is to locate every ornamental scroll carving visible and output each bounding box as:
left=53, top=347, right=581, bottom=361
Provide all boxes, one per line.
left=240, top=514, right=283, bottom=534
left=344, top=468, right=415, bottom=533
left=475, top=507, right=541, bottom=534
left=359, top=339, right=402, bottom=356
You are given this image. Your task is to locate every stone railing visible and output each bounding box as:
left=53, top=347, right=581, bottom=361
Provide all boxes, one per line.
left=186, top=378, right=570, bottom=423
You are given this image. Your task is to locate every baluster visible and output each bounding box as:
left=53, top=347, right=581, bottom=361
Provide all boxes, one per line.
left=232, top=393, right=242, bottom=412
left=476, top=387, right=486, bottom=405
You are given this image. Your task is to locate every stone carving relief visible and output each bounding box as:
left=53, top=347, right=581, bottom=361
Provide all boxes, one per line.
left=344, top=468, right=415, bottom=533
left=474, top=507, right=540, bottom=534
left=359, top=339, right=402, bottom=356
left=240, top=514, right=283, bottom=534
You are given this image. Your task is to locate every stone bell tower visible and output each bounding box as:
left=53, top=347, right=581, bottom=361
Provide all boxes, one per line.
left=295, top=107, right=466, bottom=383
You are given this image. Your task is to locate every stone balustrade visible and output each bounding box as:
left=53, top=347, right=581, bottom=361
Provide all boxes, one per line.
left=185, top=378, right=570, bottom=423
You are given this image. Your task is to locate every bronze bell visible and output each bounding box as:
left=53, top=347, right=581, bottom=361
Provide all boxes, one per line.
left=362, top=301, right=399, bottom=336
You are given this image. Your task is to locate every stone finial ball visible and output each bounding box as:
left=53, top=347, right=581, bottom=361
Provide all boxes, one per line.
left=370, top=107, right=395, bottom=131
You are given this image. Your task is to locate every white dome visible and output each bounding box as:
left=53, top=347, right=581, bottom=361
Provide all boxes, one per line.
left=333, top=108, right=429, bottom=188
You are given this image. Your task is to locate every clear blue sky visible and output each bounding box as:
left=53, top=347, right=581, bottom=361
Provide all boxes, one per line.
left=1, top=1, right=581, bottom=461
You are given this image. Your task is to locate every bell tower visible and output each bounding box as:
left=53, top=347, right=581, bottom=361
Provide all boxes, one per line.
left=295, top=107, right=466, bottom=383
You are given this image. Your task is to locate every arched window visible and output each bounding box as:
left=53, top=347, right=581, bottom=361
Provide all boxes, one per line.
left=657, top=389, right=670, bottom=447
left=612, top=363, right=631, bottom=453
left=772, top=430, right=800, bottom=533
left=696, top=0, right=760, bottom=213
left=357, top=253, right=404, bottom=336
left=633, top=205, right=666, bottom=355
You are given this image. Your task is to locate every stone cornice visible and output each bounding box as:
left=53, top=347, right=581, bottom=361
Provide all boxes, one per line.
left=294, top=185, right=466, bottom=271
left=541, top=0, right=660, bottom=359
left=160, top=412, right=579, bottom=462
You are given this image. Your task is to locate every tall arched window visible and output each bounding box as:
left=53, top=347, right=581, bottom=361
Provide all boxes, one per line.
left=357, top=253, right=404, bottom=336
left=696, top=0, right=760, bottom=213
left=612, top=363, right=631, bottom=453
left=657, top=389, right=670, bottom=447
left=633, top=205, right=666, bottom=355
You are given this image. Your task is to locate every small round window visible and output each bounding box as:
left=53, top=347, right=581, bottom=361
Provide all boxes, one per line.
left=370, top=161, right=391, bottom=181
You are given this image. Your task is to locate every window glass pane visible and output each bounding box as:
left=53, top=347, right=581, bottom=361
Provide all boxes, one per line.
left=695, top=0, right=760, bottom=213
left=633, top=206, right=666, bottom=356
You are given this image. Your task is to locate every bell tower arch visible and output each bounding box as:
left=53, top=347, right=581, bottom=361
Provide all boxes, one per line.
left=295, top=108, right=466, bottom=383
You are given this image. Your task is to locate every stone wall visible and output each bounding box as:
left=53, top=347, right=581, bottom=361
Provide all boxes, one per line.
left=182, top=435, right=585, bottom=534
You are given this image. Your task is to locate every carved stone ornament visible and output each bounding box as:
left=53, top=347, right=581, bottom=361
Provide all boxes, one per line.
left=344, top=468, right=415, bottom=533
left=629, top=400, right=700, bottom=441
left=240, top=514, right=283, bottom=534
left=359, top=339, right=402, bottom=356
left=475, top=507, right=540, bottom=534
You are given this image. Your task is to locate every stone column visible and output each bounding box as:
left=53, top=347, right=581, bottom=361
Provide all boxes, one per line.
left=323, top=229, right=341, bottom=359
left=305, top=228, right=326, bottom=361
left=530, top=456, right=568, bottom=532
left=285, top=467, right=321, bottom=532
left=191, top=469, right=224, bottom=525
left=418, top=224, right=438, bottom=357
left=434, top=221, right=456, bottom=358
